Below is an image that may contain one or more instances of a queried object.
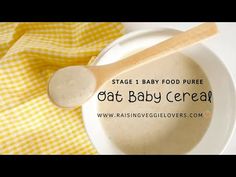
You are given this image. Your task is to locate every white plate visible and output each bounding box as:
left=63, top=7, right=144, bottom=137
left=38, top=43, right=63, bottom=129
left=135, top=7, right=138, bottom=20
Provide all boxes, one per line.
left=82, top=28, right=236, bottom=154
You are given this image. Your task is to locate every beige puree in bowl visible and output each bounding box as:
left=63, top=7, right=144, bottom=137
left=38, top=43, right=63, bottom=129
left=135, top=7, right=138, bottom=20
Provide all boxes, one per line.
left=98, top=53, right=213, bottom=154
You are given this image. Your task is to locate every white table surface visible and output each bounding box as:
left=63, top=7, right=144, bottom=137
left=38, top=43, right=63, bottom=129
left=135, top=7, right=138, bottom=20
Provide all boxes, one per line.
left=123, top=22, right=236, bottom=154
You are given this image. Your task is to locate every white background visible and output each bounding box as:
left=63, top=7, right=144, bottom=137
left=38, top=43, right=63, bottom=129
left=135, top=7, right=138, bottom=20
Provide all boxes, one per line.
left=123, top=22, right=236, bottom=154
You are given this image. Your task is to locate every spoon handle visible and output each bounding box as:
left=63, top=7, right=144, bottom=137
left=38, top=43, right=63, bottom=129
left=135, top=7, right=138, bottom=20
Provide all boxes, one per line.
left=97, top=23, right=217, bottom=84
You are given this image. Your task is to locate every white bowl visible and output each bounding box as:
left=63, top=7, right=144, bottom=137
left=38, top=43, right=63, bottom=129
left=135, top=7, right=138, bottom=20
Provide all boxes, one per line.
left=82, top=28, right=236, bottom=154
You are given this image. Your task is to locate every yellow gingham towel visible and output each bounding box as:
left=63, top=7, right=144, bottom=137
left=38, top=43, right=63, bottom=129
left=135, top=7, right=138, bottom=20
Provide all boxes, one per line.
left=0, top=22, right=124, bottom=154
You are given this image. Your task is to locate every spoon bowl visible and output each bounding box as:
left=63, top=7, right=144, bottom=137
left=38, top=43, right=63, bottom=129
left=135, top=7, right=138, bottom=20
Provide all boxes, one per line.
left=48, top=66, right=96, bottom=108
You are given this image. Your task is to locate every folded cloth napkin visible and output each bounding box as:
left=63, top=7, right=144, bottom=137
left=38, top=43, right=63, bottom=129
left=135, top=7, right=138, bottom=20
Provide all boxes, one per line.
left=0, top=22, right=124, bottom=154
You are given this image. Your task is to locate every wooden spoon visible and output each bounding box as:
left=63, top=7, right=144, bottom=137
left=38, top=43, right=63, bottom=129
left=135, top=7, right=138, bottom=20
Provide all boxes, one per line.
left=48, top=23, right=218, bottom=108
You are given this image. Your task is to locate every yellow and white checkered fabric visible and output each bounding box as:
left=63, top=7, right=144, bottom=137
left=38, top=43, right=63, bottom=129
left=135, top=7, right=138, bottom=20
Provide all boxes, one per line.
left=0, top=22, right=124, bottom=154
